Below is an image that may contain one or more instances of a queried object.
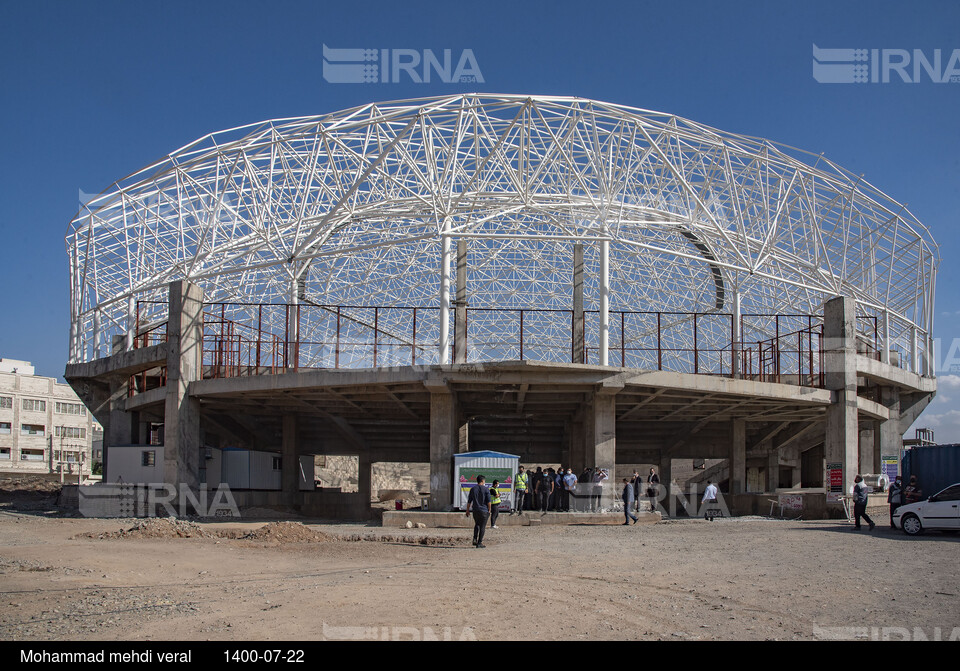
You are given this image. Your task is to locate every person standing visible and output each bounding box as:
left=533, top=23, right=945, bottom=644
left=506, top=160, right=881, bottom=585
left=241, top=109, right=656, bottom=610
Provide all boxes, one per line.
left=552, top=467, right=564, bottom=511
left=852, top=474, right=875, bottom=531
left=632, top=470, right=641, bottom=512
left=514, top=465, right=529, bottom=515
left=532, top=467, right=544, bottom=511
left=536, top=468, right=554, bottom=512
left=490, top=480, right=502, bottom=529
left=465, top=475, right=492, bottom=548
left=904, top=475, right=923, bottom=505
left=593, top=468, right=608, bottom=512
left=887, top=475, right=904, bottom=529
left=563, top=468, right=578, bottom=512
left=646, top=467, right=660, bottom=513
left=622, top=478, right=638, bottom=525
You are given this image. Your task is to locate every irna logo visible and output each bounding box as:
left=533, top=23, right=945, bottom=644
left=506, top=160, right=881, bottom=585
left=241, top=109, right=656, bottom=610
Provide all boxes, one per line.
left=323, top=45, right=484, bottom=84
left=812, top=44, right=960, bottom=83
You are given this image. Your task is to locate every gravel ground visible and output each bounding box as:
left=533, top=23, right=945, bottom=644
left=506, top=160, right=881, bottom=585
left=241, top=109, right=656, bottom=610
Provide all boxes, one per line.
left=1, top=504, right=957, bottom=641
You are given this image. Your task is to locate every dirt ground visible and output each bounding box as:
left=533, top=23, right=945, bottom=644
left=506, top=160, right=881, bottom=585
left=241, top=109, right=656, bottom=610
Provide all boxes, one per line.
left=1, top=502, right=958, bottom=642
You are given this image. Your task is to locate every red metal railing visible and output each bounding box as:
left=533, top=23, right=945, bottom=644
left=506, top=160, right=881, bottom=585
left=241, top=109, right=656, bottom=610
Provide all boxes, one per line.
left=130, top=300, right=840, bottom=387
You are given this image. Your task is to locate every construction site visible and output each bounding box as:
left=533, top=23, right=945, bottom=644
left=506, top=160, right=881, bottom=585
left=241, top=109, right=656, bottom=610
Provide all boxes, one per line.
left=59, top=95, right=937, bottom=522
left=1, top=94, right=956, bottom=644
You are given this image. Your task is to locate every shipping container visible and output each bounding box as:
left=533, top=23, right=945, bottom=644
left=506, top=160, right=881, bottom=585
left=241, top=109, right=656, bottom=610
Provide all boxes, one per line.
left=219, top=448, right=314, bottom=490
left=902, top=444, right=960, bottom=499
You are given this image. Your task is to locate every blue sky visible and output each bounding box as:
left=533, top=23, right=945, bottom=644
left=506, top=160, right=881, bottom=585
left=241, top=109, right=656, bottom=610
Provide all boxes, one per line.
left=1, top=0, right=959, bottom=438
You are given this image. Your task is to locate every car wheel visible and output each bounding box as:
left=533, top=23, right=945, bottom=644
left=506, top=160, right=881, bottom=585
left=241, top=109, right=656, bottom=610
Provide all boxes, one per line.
left=901, top=514, right=923, bottom=536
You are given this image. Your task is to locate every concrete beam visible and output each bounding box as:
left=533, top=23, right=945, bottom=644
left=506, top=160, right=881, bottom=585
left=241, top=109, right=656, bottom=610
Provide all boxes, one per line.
left=65, top=343, right=168, bottom=382
left=856, top=355, right=936, bottom=393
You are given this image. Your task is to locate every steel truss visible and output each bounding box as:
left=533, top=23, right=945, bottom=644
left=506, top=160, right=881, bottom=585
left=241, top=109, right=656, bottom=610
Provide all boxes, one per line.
left=66, top=94, right=939, bottom=374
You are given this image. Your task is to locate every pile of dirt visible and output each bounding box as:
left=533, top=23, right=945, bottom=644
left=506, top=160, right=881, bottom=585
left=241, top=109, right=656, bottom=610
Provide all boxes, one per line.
left=239, top=521, right=331, bottom=544
left=77, top=518, right=209, bottom=540
left=0, top=475, right=62, bottom=503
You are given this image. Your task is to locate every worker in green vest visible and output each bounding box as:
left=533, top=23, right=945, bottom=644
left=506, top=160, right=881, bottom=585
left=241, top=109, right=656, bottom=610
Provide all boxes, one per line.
left=490, top=480, right=502, bottom=529
left=514, top=465, right=529, bottom=514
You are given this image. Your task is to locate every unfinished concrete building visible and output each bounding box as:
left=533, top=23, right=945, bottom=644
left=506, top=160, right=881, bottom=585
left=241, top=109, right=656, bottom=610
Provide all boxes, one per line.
left=63, top=95, right=938, bottom=517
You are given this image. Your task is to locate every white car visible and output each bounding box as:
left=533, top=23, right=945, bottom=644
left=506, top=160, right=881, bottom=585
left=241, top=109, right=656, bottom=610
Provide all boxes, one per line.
left=893, top=482, right=960, bottom=535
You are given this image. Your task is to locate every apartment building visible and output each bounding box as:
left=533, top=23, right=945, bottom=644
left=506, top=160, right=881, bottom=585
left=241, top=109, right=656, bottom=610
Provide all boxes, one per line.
left=0, top=358, right=97, bottom=482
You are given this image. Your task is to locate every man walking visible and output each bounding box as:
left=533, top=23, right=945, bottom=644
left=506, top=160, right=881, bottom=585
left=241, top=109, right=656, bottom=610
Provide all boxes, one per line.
left=465, top=474, right=492, bottom=547
left=852, top=474, right=875, bottom=531
left=622, top=478, right=638, bottom=525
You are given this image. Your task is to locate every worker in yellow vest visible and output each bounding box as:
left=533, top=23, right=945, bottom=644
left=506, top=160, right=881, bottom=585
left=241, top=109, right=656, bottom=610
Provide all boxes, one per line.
left=514, top=465, right=529, bottom=514
left=490, top=480, right=502, bottom=529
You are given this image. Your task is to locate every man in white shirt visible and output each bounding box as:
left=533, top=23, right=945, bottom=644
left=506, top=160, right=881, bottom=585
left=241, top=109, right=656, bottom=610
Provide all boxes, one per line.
left=702, top=481, right=719, bottom=503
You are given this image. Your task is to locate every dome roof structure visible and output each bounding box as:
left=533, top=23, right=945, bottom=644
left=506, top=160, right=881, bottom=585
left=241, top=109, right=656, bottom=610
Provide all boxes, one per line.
left=66, top=94, right=938, bottom=370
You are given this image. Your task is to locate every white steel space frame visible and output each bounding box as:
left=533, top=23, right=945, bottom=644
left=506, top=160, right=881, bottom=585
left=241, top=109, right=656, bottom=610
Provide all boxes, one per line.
left=66, top=94, right=939, bottom=373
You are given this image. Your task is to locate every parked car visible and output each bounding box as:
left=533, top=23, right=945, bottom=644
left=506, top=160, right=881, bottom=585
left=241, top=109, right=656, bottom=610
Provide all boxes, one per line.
left=892, top=482, right=960, bottom=535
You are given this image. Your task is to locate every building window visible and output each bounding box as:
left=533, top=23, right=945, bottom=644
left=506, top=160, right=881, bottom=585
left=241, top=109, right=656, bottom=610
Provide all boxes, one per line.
left=0, top=396, right=11, bottom=409
left=55, top=402, right=86, bottom=416
left=20, top=449, right=44, bottom=461
left=141, top=450, right=156, bottom=467
left=0, top=448, right=10, bottom=460
left=21, top=399, right=46, bottom=412
left=0, top=422, right=10, bottom=434
left=21, top=424, right=45, bottom=436
left=55, top=426, right=86, bottom=439
left=272, top=456, right=282, bottom=470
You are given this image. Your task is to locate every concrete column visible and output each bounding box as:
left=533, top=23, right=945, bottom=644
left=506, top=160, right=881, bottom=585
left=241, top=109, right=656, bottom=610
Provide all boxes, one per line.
left=729, top=418, right=746, bottom=495
left=458, top=419, right=469, bottom=453
left=454, top=240, right=468, bottom=364
left=823, top=296, right=859, bottom=503
left=428, top=387, right=459, bottom=511
left=766, top=446, right=779, bottom=492
left=591, top=392, right=617, bottom=509
left=281, top=414, right=298, bottom=504
left=358, top=452, right=372, bottom=515
left=876, top=385, right=901, bottom=475
left=563, top=419, right=580, bottom=470
left=859, top=423, right=876, bottom=476
left=658, top=454, right=672, bottom=504
left=163, top=281, right=204, bottom=490
left=572, top=243, right=585, bottom=364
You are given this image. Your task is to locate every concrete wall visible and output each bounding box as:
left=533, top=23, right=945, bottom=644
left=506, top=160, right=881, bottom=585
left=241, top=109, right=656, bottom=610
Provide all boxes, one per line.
left=104, top=444, right=165, bottom=484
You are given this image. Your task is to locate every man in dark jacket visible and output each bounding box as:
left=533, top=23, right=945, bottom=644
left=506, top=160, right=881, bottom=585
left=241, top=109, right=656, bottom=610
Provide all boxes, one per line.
left=465, top=475, right=492, bottom=547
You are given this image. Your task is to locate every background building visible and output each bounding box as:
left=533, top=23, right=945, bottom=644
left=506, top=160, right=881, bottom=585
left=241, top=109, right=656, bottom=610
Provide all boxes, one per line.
left=0, top=358, right=98, bottom=482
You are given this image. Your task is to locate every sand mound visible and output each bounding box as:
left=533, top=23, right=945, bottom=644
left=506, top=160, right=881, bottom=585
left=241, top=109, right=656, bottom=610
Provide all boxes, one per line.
left=239, top=521, right=331, bottom=544
left=77, top=518, right=209, bottom=540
